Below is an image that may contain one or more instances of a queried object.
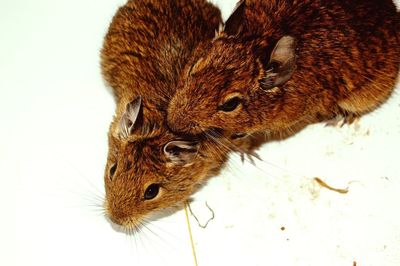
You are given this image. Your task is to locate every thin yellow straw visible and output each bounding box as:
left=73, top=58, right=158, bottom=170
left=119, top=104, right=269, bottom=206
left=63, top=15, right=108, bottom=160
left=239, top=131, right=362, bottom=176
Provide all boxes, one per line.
left=184, top=202, right=199, bottom=266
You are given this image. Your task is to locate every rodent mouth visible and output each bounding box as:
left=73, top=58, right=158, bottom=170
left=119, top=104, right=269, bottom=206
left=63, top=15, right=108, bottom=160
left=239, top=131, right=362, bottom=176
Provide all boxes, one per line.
left=106, top=214, right=143, bottom=233
left=104, top=202, right=143, bottom=231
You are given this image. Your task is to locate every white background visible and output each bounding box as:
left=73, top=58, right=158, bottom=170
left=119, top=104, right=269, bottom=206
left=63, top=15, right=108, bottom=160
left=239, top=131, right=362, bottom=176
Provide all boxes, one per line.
left=1, top=0, right=400, bottom=265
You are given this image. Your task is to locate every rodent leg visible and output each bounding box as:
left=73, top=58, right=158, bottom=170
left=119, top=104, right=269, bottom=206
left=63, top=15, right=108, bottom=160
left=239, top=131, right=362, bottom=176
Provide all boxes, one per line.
left=240, top=150, right=262, bottom=165
left=231, top=133, right=263, bottom=164
left=337, top=70, right=398, bottom=117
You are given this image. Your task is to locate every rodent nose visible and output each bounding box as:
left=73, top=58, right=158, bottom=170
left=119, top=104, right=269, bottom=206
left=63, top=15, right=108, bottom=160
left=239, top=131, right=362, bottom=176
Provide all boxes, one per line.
left=106, top=204, right=132, bottom=226
left=107, top=210, right=127, bottom=226
left=108, top=214, right=123, bottom=226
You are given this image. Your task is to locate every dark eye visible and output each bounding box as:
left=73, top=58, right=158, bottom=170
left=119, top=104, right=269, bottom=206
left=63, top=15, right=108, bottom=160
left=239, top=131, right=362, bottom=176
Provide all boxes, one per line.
left=231, top=132, right=248, bottom=139
left=266, top=61, right=280, bottom=72
left=219, top=97, right=242, bottom=112
left=144, top=184, right=160, bottom=200
left=109, top=163, right=117, bottom=181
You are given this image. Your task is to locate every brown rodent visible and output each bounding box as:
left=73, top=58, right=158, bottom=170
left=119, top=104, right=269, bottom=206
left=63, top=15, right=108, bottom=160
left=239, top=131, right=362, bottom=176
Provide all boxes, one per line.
left=101, top=0, right=250, bottom=230
left=167, top=0, right=400, bottom=136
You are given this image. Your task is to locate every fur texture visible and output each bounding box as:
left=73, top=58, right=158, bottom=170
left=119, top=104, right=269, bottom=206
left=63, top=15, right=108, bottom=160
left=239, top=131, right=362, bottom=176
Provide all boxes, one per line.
left=101, top=0, right=246, bottom=229
left=167, top=0, right=400, bottom=136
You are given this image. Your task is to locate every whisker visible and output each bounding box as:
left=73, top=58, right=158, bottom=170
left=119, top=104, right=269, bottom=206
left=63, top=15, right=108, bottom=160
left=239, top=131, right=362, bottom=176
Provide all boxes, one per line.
left=205, top=132, right=265, bottom=172
left=201, top=133, right=230, bottom=167
left=139, top=221, right=169, bottom=264
left=142, top=217, right=182, bottom=242
left=203, top=127, right=310, bottom=180
left=201, top=135, right=240, bottom=174
left=136, top=223, right=149, bottom=255
left=56, top=152, right=105, bottom=197
left=133, top=226, right=139, bottom=258
left=50, top=152, right=108, bottom=218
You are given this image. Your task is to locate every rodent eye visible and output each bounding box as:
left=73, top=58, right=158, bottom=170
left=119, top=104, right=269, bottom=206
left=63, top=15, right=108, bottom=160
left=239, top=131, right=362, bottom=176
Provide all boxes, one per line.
left=231, top=132, right=248, bottom=139
left=109, top=163, right=117, bottom=181
left=144, top=184, right=160, bottom=200
left=219, top=97, right=242, bottom=112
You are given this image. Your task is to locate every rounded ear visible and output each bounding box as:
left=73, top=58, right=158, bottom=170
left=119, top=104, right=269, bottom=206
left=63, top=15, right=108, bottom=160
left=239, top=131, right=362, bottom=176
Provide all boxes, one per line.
left=224, top=0, right=246, bottom=36
left=119, top=96, right=142, bottom=139
left=260, top=36, right=297, bottom=90
left=163, top=141, right=200, bottom=167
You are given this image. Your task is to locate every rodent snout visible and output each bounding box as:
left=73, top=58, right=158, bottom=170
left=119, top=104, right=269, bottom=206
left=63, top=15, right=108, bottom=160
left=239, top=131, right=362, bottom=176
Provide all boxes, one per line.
left=104, top=198, right=138, bottom=228
left=107, top=213, right=124, bottom=226
left=106, top=206, right=127, bottom=226
left=106, top=207, right=140, bottom=229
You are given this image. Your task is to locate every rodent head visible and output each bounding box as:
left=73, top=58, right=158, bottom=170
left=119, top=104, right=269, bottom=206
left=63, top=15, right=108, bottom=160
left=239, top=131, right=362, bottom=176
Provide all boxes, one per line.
left=167, top=1, right=298, bottom=135
left=104, top=97, right=228, bottom=229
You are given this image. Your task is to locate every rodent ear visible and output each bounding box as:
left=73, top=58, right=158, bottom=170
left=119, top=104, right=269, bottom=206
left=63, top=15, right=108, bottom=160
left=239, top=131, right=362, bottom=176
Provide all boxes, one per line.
left=260, top=36, right=297, bottom=90
left=119, top=96, right=142, bottom=139
left=224, top=0, right=245, bottom=36
left=163, top=141, right=199, bottom=167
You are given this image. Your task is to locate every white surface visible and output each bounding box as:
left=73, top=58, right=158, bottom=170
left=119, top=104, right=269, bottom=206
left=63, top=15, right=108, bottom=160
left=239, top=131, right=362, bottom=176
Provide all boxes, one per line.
left=1, top=0, right=400, bottom=265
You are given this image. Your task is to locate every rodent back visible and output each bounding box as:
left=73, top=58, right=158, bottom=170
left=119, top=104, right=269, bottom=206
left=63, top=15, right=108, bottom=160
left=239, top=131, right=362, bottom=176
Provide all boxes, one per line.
left=167, top=0, right=400, bottom=135
left=100, top=0, right=222, bottom=105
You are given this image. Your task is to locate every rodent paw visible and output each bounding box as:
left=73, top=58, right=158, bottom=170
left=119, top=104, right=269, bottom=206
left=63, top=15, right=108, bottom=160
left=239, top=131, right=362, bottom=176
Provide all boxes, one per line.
left=240, top=151, right=262, bottom=165
left=325, top=113, right=359, bottom=128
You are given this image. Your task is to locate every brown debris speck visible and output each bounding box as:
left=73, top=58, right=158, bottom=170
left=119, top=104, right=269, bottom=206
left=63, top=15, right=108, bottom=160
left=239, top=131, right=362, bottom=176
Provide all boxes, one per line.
left=314, top=177, right=349, bottom=194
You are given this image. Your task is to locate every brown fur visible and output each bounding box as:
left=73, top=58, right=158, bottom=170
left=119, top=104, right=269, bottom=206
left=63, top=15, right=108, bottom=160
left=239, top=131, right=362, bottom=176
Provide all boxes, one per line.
left=167, top=0, right=400, bottom=136
left=100, top=0, right=247, bottom=229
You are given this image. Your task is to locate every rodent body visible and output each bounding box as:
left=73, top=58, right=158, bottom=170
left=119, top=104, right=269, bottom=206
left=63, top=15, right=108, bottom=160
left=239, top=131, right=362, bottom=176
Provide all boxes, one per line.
left=101, top=0, right=241, bottom=229
left=167, top=0, right=400, bottom=136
